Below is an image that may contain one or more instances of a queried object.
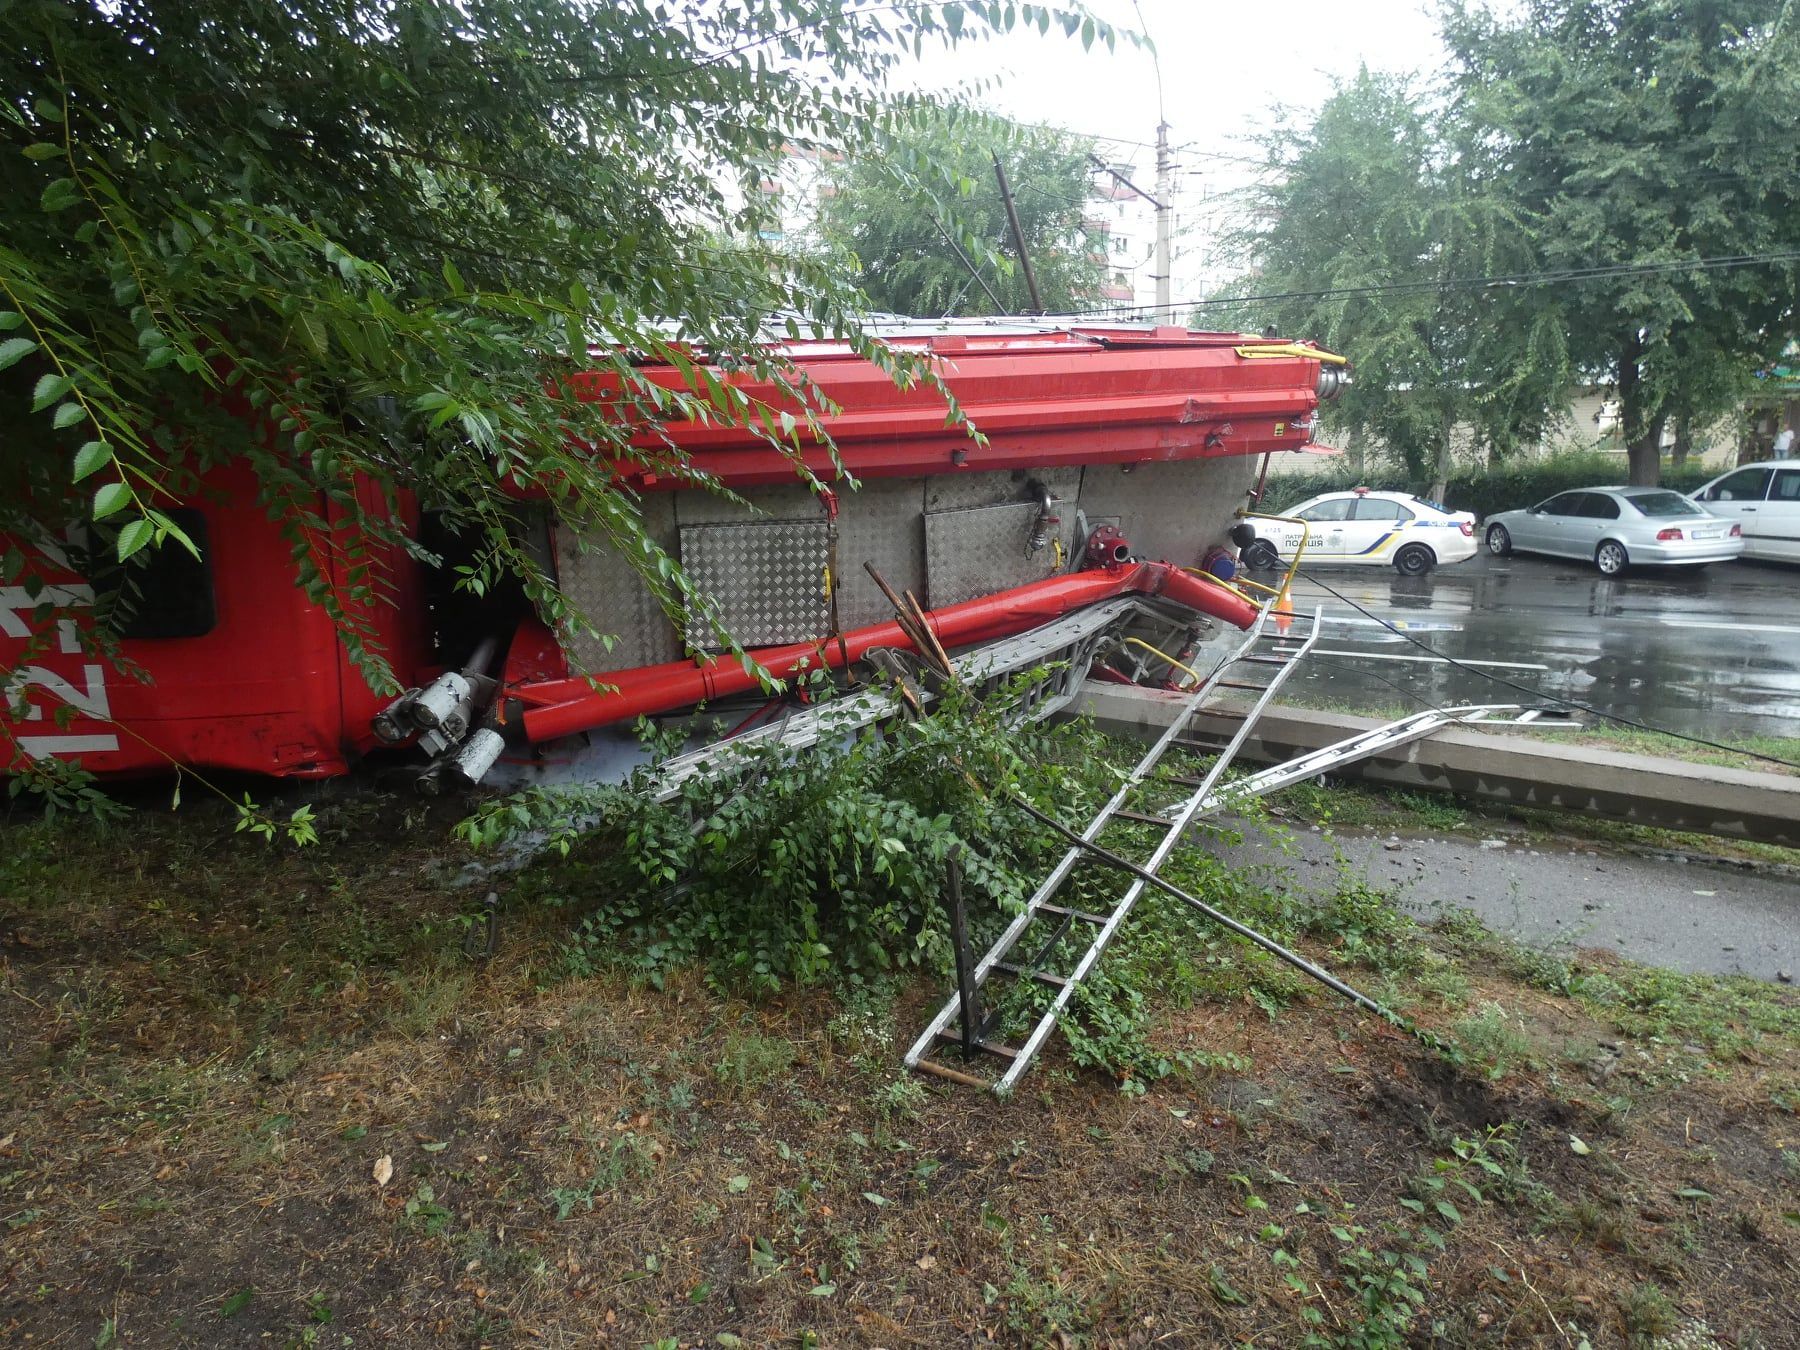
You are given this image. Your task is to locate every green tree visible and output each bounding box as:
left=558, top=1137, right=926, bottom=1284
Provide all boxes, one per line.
left=1215, top=69, right=1568, bottom=500
left=0, top=0, right=1111, bottom=701
left=1444, top=0, right=1800, bottom=485
left=819, top=109, right=1107, bottom=316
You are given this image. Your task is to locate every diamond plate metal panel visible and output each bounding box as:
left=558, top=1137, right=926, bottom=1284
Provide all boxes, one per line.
left=680, top=519, right=830, bottom=649
left=553, top=498, right=683, bottom=673
left=831, top=477, right=925, bottom=628
left=1074, top=459, right=1254, bottom=565
left=924, top=466, right=1082, bottom=513
left=924, top=500, right=1061, bottom=609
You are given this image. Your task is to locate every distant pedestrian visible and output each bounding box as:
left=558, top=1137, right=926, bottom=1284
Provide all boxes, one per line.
left=1776, top=425, right=1795, bottom=458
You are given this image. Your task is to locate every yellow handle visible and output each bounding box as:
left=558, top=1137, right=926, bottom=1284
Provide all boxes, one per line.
left=1234, top=343, right=1349, bottom=365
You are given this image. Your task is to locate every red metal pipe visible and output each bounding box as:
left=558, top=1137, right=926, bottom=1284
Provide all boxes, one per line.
left=515, top=561, right=1259, bottom=744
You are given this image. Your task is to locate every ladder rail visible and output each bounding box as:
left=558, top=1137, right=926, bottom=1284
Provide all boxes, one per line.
left=989, top=607, right=1323, bottom=1093
left=1192, top=704, right=1583, bottom=814
left=902, top=604, right=1306, bottom=1071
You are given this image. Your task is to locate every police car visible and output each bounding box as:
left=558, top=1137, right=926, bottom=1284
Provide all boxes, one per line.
left=1243, top=488, right=1478, bottom=576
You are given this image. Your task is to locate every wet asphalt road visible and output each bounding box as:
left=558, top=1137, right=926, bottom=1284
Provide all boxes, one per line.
left=1273, top=554, right=1800, bottom=743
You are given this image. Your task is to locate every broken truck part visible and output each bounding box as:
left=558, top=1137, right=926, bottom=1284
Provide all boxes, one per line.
left=2, top=321, right=1344, bottom=786
left=898, top=597, right=1579, bottom=1094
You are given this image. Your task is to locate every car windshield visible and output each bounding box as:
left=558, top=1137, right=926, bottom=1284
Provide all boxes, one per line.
left=1628, top=491, right=1705, bottom=518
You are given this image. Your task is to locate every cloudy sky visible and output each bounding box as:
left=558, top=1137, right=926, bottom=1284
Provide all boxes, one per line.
left=899, top=0, right=1452, bottom=306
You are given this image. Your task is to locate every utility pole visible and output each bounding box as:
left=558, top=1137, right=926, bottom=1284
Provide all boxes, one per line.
left=991, top=152, right=1044, bottom=315
left=1153, top=120, right=1171, bottom=323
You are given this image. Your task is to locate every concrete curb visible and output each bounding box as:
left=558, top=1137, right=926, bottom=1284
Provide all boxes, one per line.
left=1073, top=685, right=1800, bottom=848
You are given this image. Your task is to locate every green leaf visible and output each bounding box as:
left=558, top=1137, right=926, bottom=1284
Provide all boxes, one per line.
left=52, top=401, right=85, bottom=430
left=92, top=482, right=130, bottom=520
left=115, top=518, right=154, bottom=562
left=22, top=142, right=60, bottom=161
left=862, top=1191, right=889, bottom=1206
left=145, top=510, right=199, bottom=558
left=40, top=178, right=80, bottom=213
left=726, top=1174, right=750, bottom=1194
left=1568, top=1135, right=1591, bottom=1156
left=31, top=372, right=72, bottom=411
left=219, top=1287, right=254, bottom=1318
left=72, top=440, right=113, bottom=480
left=0, top=337, right=35, bottom=371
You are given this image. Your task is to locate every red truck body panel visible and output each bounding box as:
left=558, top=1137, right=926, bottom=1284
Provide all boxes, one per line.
left=570, top=327, right=1329, bottom=488
left=2, top=327, right=1333, bottom=781
left=3, top=463, right=429, bottom=780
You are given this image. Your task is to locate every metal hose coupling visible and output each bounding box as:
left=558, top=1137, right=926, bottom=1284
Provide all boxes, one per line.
left=1084, top=525, right=1131, bottom=568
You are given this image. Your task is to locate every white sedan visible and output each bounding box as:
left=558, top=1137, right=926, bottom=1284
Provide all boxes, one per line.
left=1243, top=489, right=1478, bottom=576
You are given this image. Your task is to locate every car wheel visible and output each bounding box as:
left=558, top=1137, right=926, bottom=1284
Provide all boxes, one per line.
left=1485, top=523, right=1512, bottom=556
left=1595, top=540, right=1629, bottom=576
left=1393, top=543, right=1436, bottom=576
left=1242, top=540, right=1282, bottom=571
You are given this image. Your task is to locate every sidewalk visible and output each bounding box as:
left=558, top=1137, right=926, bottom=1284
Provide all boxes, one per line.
left=1219, top=822, right=1799, bottom=983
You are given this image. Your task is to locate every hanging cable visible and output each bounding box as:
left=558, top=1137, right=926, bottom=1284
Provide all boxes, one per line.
left=1044, top=248, right=1800, bottom=321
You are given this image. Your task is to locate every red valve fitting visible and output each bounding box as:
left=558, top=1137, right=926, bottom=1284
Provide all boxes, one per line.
left=1084, top=525, right=1132, bottom=569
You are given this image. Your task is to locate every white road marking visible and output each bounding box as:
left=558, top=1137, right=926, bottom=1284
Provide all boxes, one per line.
left=1319, top=614, right=1465, bottom=632
left=1656, top=619, right=1800, bottom=635
left=1294, top=649, right=1551, bottom=670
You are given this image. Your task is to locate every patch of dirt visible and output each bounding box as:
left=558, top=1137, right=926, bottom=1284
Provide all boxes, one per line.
left=1, top=800, right=1797, bottom=1347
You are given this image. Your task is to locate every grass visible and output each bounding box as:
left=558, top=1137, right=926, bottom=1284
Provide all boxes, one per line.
left=1, top=786, right=1797, bottom=1346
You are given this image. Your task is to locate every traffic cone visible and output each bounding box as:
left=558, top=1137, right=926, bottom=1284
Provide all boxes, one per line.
left=1273, top=575, right=1294, bottom=634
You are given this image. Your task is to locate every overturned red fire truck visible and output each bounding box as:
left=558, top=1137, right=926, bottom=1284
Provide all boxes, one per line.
left=1, top=321, right=1344, bottom=787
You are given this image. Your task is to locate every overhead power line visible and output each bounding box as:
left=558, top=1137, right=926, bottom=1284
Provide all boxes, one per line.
left=1053, top=249, right=1800, bottom=318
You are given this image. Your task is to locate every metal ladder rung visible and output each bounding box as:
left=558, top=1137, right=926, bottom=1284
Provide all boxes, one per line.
left=1038, top=901, right=1112, bottom=923
left=1214, top=678, right=1271, bottom=692
left=1109, top=809, right=1174, bottom=830
left=993, top=961, right=1069, bottom=989
left=1239, top=654, right=1293, bottom=666
left=1166, top=773, right=1215, bottom=788
left=1169, top=735, right=1229, bottom=754
left=934, top=1029, right=1020, bottom=1059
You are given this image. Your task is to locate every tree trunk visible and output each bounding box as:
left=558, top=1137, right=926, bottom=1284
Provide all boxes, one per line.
left=1428, top=405, right=1455, bottom=504
left=1670, top=410, right=1692, bottom=468
left=1617, top=334, right=1661, bottom=486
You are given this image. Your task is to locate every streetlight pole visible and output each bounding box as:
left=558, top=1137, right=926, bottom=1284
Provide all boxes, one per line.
left=1153, top=120, right=1171, bottom=323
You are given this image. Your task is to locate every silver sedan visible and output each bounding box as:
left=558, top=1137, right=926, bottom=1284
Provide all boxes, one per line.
left=1483, top=486, right=1744, bottom=576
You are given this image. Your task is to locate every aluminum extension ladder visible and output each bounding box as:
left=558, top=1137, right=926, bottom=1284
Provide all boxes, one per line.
left=903, top=603, right=1325, bottom=1092
left=902, top=604, right=1576, bottom=1094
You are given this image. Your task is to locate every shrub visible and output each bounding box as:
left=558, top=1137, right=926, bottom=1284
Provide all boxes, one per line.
left=460, top=673, right=1110, bottom=996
